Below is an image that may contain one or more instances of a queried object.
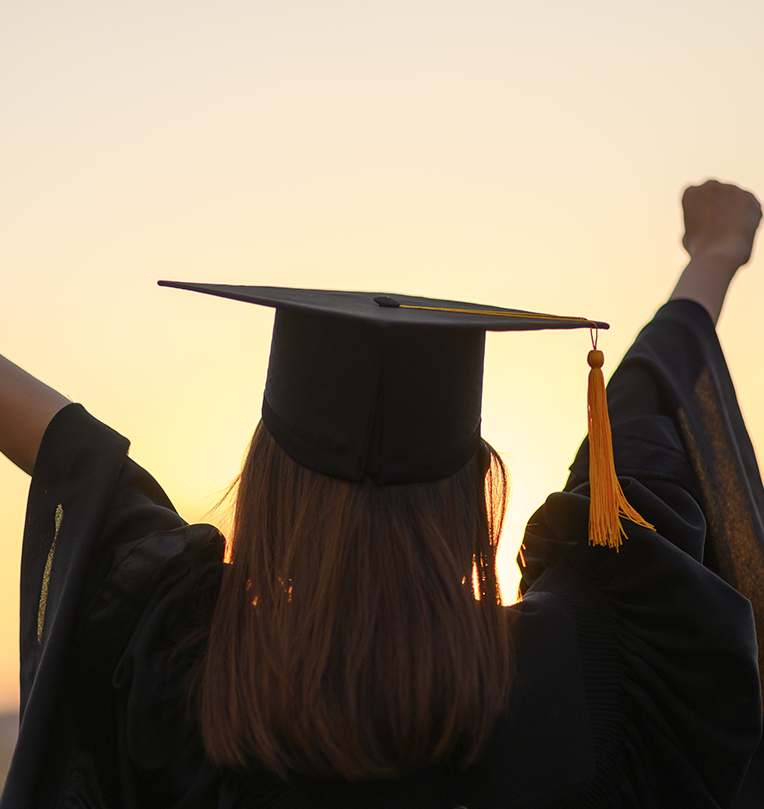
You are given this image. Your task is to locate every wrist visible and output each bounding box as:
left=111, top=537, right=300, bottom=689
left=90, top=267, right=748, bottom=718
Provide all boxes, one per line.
left=684, top=248, right=744, bottom=278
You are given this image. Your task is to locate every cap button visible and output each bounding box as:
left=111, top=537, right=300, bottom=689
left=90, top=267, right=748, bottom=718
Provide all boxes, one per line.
left=373, top=295, right=400, bottom=308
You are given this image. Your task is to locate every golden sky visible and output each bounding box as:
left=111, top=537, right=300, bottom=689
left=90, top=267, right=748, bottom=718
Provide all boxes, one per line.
left=2, top=0, right=764, bottom=709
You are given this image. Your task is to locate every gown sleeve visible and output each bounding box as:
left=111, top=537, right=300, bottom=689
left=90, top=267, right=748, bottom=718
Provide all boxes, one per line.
left=518, top=299, right=762, bottom=807
left=1, top=404, right=225, bottom=809
left=570, top=297, right=764, bottom=673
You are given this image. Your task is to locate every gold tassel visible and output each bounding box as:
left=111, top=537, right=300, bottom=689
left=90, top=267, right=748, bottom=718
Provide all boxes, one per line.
left=587, top=345, right=654, bottom=549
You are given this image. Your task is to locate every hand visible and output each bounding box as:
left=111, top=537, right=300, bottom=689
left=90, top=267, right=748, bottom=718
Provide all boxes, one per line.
left=682, top=179, right=762, bottom=270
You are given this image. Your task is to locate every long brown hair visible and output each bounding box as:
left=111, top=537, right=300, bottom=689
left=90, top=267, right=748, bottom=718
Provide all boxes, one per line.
left=197, top=422, right=512, bottom=781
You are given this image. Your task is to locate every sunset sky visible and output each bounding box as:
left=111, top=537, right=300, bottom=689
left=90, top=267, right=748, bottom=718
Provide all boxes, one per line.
left=2, top=0, right=764, bottom=709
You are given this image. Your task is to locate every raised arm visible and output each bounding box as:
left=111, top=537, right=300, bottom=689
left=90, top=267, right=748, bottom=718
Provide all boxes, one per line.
left=0, top=356, right=70, bottom=475
left=669, top=179, right=762, bottom=324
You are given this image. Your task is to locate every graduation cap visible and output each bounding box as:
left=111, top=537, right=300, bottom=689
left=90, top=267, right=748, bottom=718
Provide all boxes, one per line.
left=159, top=281, right=653, bottom=548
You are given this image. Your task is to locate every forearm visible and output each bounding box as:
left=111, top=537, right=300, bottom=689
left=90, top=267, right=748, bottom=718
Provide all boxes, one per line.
left=668, top=253, right=739, bottom=326
left=0, top=355, right=70, bottom=475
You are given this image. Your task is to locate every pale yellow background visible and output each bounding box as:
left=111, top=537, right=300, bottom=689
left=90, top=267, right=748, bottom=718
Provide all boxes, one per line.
left=2, top=0, right=764, bottom=711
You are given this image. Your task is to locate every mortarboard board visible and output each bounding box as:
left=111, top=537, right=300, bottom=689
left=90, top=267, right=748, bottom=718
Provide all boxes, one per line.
left=158, top=281, right=652, bottom=547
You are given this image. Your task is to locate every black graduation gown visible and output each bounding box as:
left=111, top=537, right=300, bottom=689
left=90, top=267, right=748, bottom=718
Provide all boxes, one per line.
left=2, top=299, right=761, bottom=808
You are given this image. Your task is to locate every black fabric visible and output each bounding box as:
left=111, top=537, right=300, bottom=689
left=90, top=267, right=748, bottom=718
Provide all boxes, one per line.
left=263, top=311, right=485, bottom=484
left=2, top=299, right=762, bottom=808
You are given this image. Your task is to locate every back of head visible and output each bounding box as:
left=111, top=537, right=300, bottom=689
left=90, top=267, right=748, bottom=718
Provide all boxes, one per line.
left=198, top=422, right=512, bottom=781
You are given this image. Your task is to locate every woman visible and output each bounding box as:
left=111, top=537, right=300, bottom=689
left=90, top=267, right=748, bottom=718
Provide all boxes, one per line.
left=0, top=180, right=761, bottom=808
